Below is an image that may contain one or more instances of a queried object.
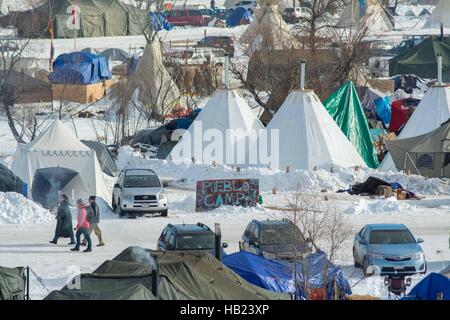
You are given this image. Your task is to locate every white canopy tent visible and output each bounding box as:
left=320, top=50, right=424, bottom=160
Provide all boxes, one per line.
left=264, top=89, right=367, bottom=171
left=424, top=0, right=450, bottom=28
left=168, top=88, right=264, bottom=165
left=11, top=120, right=111, bottom=206
left=380, top=84, right=450, bottom=171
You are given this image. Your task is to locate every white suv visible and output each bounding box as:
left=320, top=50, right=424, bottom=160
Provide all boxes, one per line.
left=112, top=169, right=168, bottom=218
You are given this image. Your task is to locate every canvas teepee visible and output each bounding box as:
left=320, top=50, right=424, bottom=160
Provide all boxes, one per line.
left=168, top=89, right=264, bottom=165
left=338, top=0, right=393, bottom=33
left=122, top=39, right=181, bottom=117
left=239, top=0, right=299, bottom=56
left=424, top=0, right=450, bottom=28
left=380, top=84, right=450, bottom=171
left=265, top=89, right=367, bottom=171
left=324, top=81, right=379, bottom=169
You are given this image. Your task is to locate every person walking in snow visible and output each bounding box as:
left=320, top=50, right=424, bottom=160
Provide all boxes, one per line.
left=71, top=198, right=92, bottom=253
left=81, top=196, right=105, bottom=247
left=49, top=194, right=75, bottom=245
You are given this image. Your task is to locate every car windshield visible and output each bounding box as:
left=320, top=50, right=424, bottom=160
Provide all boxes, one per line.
left=260, top=224, right=305, bottom=245
left=176, top=233, right=215, bottom=250
left=369, top=230, right=416, bottom=244
left=123, top=175, right=160, bottom=188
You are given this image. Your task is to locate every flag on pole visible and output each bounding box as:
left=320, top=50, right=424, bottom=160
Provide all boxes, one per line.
left=48, top=17, right=55, bottom=70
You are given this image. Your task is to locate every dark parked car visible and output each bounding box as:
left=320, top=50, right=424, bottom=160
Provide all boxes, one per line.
left=165, top=9, right=211, bottom=26
left=239, top=219, right=311, bottom=261
left=353, top=224, right=427, bottom=276
left=194, top=36, right=235, bottom=57
left=157, top=223, right=228, bottom=255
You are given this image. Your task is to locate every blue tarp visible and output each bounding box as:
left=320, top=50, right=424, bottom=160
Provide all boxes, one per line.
left=49, top=51, right=112, bottom=85
left=375, top=96, right=391, bottom=125
left=404, top=273, right=450, bottom=300
left=150, top=12, right=173, bottom=31
left=226, top=7, right=252, bottom=27
left=222, top=250, right=352, bottom=299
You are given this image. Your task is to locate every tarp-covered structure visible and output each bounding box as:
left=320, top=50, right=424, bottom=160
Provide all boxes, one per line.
left=11, top=120, right=111, bottom=208
left=149, top=12, right=172, bottom=31
left=81, top=140, right=119, bottom=176
left=226, top=7, right=253, bottom=27
left=389, top=36, right=450, bottom=82
left=380, top=84, right=450, bottom=171
left=264, top=89, right=367, bottom=170
left=222, top=251, right=351, bottom=299
left=404, top=273, right=450, bottom=300
left=0, top=266, right=26, bottom=300
left=338, top=0, right=393, bottom=34
left=49, top=51, right=112, bottom=85
left=101, top=48, right=130, bottom=63
left=0, top=0, right=148, bottom=38
left=386, top=119, right=450, bottom=178
left=423, top=0, right=450, bottom=28
left=240, top=1, right=299, bottom=56
left=324, top=81, right=379, bottom=168
left=0, top=162, right=26, bottom=195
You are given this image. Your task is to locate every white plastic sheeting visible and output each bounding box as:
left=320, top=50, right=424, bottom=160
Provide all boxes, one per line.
left=11, top=120, right=111, bottom=203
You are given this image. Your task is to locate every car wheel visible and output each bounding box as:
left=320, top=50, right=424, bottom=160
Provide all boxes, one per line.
left=362, top=257, right=370, bottom=276
left=161, top=209, right=168, bottom=217
left=353, top=247, right=360, bottom=268
left=248, top=9, right=253, bottom=14
left=116, top=200, right=126, bottom=218
left=111, top=196, right=116, bottom=210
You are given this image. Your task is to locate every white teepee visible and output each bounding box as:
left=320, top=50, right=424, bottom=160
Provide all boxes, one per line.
left=123, top=40, right=181, bottom=116
left=265, top=89, right=367, bottom=171
left=424, top=0, right=450, bottom=28
left=380, top=84, right=450, bottom=171
left=168, top=89, right=264, bottom=165
left=11, top=120, right=111, bottom=204
left=240, top=0, right=299, bottom=56
left=338, top=0, right=393, bottom=33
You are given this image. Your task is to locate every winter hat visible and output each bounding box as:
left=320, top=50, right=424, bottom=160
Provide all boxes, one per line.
left=76, top=198, right=87, bottom=207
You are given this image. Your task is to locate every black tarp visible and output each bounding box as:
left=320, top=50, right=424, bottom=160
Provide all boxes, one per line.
left=0, top=163, right=25, bottom=195
left=349, top=176, right=391, bottom=195
left=31, top=167, right=79, bottom=208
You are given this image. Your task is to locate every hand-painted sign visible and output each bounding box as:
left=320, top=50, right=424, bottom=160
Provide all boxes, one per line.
left=195, top=179, right=259, bottom=212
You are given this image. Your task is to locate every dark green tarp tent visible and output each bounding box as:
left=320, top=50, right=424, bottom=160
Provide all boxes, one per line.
left=45, top=283, right=156, bottom=300
left=0, top=162, right=26, bottom=195
left=0, top=266, right=26, bottom=300
left=386, top=119, right=450, bottom=178
left=81, top=140, right=119, bottom=176
left=389, top=36, right=450, bottom=81
left=324, top=81, right=379, bottom=168
left=0, top=0, right=148, bottom=38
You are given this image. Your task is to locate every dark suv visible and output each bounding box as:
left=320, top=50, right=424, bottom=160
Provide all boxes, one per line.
left=194, top=36, right=235, bottom=57
left=239, top=219, right=311, bottom=261
left=157, top=223, right=228, bottom=255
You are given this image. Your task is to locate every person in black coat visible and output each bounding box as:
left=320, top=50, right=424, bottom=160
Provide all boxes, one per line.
left=49, top=194, right=75, bottom=245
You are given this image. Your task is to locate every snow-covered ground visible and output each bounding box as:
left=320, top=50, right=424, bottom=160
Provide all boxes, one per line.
left=0, top=146, right=449, bottom=299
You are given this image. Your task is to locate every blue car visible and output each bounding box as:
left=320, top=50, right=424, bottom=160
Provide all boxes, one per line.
left=353, top=224, right=427, bottom=276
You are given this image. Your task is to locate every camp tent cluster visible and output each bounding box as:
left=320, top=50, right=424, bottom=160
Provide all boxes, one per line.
left=44, top=247, right=290, bottom=300
left=0, top=0, right=148, bottom=38
left=11, top=120, right=111, bottom=208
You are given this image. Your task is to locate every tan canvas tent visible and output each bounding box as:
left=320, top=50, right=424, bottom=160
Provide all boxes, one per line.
left=116, top=40, right=181, bottom=118
left=338, top=0, right=393, bottom=34
left=240, top=0, right=299, bottom=56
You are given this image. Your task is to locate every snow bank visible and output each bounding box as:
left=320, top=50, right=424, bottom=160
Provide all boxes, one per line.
left=0, top=192, right=53, bottom=225
left=117, top=146, right=450, bottom=196
left=344, top=197, right=418, bottom=215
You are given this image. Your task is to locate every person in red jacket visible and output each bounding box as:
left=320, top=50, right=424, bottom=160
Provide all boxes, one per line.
left=71, top=198, right=92, bottom=253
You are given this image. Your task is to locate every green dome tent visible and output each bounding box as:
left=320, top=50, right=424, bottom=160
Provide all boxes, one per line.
left=324, top=81, right=379, bottom=169
left=389, top=36, right=450, bottom=81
